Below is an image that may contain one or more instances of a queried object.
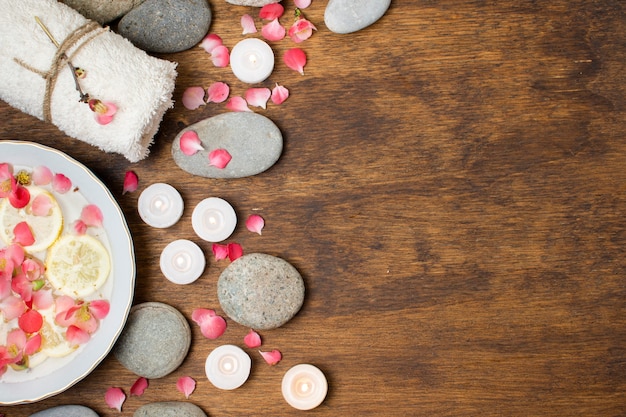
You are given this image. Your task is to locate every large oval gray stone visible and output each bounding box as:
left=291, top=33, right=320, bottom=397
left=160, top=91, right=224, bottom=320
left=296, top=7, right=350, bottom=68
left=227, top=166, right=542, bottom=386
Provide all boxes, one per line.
left=225, top=0, right=281, bottom=6
left=324, top=0, right=391, bottom=34
left=134, top=402, right=207, bottom=417
left=113, top=302, right=191, bottom=378
left=172, top=112, right=283, bottom=179
left=218, top=253, right=305, bottom=330
left=60, top=0, right=145, bottom=23
left=30, top=405, right=98, bottom=417
left=118, top=0, right=211, bottom=53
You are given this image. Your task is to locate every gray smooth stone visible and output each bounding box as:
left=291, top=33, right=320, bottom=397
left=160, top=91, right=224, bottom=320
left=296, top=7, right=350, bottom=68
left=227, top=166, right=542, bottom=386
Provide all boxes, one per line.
left=218, top=253, right=305, bottom=330
left=134, top=402, right=207, bottom=417
left=117, top=0, right=211, bottom=53
left=60, top=0, right=145, bottom=23
left=324, top=0, right=391, bottom=34
left=30, top=405, right=99, bottom=417
left=225, top=0, right=281, bottom=6
left=172, top=112, right=283, bottom=179
left=113, top=302, right=191, bottom=379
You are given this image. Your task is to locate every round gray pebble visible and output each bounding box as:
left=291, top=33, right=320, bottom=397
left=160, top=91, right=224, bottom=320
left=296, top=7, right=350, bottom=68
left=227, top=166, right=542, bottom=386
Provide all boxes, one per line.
left=60, top=0, right=145, bottom=23
left=218, top=253, right=305, bottom=330
left=113, top=302, right=191, bottom=378
left=29, top=405, right=99, bottom=417
left=225, top=0, right=281, bottom=6
left=134, top=401, right=207, bottom=417
left=324, top=0, right=391, bottom=34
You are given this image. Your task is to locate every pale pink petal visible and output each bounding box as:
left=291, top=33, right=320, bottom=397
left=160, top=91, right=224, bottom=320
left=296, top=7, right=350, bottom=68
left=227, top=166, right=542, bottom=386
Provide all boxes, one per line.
left=22, top=258, right=44, bottom=280
left=52, top=173, right=72, bottom=194
left=66, top=325, right=91, bottom=346
left=105, top=387, right=126, bottom=412
left=24, top=333, right=41, bottom=355
left=13, top=222, right=34, bottom=246
left=0, top=295, right=26, bottom=321
left=209, top=149, right=232, bottom=169
left=89, top=300, right=110, bottom=319
left=226, top=96, right=251, bottom=112
left=284, top=48, right=307, bottom=75
left=241, top=14, right=257, bottom=34
left=176, top=376, right=196, bottom=399
left=212, top=243, right=229, bottom=261
left=80, top=204, right=103, bottom=228
left=244, top=329, right=262, bottom=348
left=207, top=82, right=230, bottom=103
left=271, top=83, right=289, bottom=104
left=31, top=288, right=54, bottom=310
left=294, top=0, right=312, bottom=8
left=191, top=308, right=227, bottom=339
left=199, top=33, right=223, bottom=53
left=211, top=45, right=230, bottom=68
left=245, top=214, right=265, bottom=235
left=259, top=3, right=284, bottom=20
left=72, top=219, right=87, bottom=235
left=0, top=163, right=11, bottom=182
left=227, top=242, right=243, bottom=261
left=182, top=86, right=206, bottom=110
left=32, top=166, right=53, bottom=186
left=180, top=131, right=204, bottom=156
left=123, top=171, right=138, bottom=194
left=6, top=244, right=25, bottom=266
left=130, top=377, right=148, bottom=396
left=0, top=276, right=12, bottom=299
left=6, top=328, right=26, bottom=349
left=262, top=18, right=286, bottom=41
left=31, top=194, right=52, bottom=216
left=245, top=88, right=271, bottom=109
left=259, top=349, right=282, bottom=365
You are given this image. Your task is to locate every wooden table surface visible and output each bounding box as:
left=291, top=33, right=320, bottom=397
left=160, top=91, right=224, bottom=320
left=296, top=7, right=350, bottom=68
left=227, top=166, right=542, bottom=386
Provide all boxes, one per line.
left=2, top=0, right=626, bottom=416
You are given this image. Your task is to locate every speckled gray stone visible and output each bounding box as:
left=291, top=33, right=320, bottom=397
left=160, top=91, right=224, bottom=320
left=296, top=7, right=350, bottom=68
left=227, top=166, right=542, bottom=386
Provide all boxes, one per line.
left=134, top=402, right=207, bottom=417
left=60, top=0, right=145, bottom=23
left=218, top=253, right=304, bottom=330
left=172, top=112, right=283, bottom=179
left=113, top=302, right=191, bottom=378
left=226, top=0, right=281, bottom=6
left=324, top=0, right=391, bottom=34
left=117, top=0, right=211, bottom=53
left=30, top=405, right=99, bottom=417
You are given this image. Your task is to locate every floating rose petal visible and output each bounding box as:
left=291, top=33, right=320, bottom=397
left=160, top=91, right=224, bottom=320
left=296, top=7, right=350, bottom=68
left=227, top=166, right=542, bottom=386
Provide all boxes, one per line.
left=105, top=387, right=126, bottom=412
left=130, top=377, right=148, bottom=396
left=284, top=48, right=307, bottom=75
left=294, top=0, right=312, bottom=8
left=18, top=309, right=43, bottom=333
left=207, top=82, right=230, bottom=104
left=199, top=33, right=223, bottom=53
left=191, top=308, right=227, bottom=339
left=271, top=83, right=289, bottom=105
left=209, top=149, right=232, bottom=169
left=72, top=219, right=87, bottom=235
left=31, top=194, right=52, bottom=216
left=245, top=88, right=271, bottom=109
left=211, top=45, right=230, bottom=67
left=31, top=288, right=54, bottom=310
left=260, top=3, right=284, bottom=20
left=123, top=171, right=138, bottom=195
left=0, top=295, right=26, bottom=321
left=180, top=131, right=204, bottom=156
left=246, top=214, right=265, bottom=235
left=8, top=178, right=29, bottom=209
left=32, top=166, right=52, bottom=186
left=13, top=222, right=34, bottom=246
left=67, top=325, right=91, bottom=346
left=182, top=86, right=206, bottom=110
left=89, top=299, right=111, bottom=319
left=288, top=16, right=317, bottom=43
left=227, top=242, right=243, bottom=261
left=24, top=333, right=42, bottom=356
left=80, top=204, right=103, bottom=227
left=260, top=349, right=282, bottom=365
left=212, top=243, right=229, bottom=261
left=241, top=14, right=257, bottom=34
left=226, top=96, right=251, bottom=112
left=177, top=376, right=196, bottom=399
left=52, top=173, right=72, bottom=194
left=262, top=18, right=286, bottom=41
left=244, top=329, right=262, bottom=348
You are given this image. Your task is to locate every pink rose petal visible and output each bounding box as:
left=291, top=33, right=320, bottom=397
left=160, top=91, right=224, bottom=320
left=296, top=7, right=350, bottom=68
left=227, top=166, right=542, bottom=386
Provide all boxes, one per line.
left=227, top=242, right=243, bottom=262
left=66, top=325, right=91, bottom=346
left=209, top=149, right=232, bottom=169
left=245, top=88, right=271, bottom=109
left=244, top=329, right=262, bottom=348
left=80, top=204, right=103, bottom=228
left=31, top=194, right=52, bottom=216
left=260, top=3, right=284, bottom=20
left=130, top=377, right=148, bottom=396
left=259, top=349, right=282, bottom=365
left=72, top=219, right=87, bottom=235
left=32, top=166, right=52, bottom=186
left=226, top=96, right=251, bottom=112
left=52, top=173, right=72, bottom=194
left=288, top=17, right=317, bottom=43
left=24, top=332, right=42, bottom=355
left=105, top=387, right=126, bottom=412
left=199, top=33, right=223, bottom=53
left=207, top=82, right=230, bottom=104
left=0, top=295, right=26, bottom=321
left=94, top=102, right=117, bottom=125
left=241, top=14, right=257, bottom=34
left=123, top=171, right=138, bottom=194
left=89, top=300, right=110, bottom=319
left=262, top=18, right=286, bottom=41
left=211, top=45, right=230, bottom=67
left=31, top=288, right=54, bottom=310
left=294, top=0, right=312, bottom=8
left=176, top=376, right=196, bottom=399
left=182, top=86, right=206, bottom=110
left=191, top=308, right=227, bottom=339
left=13, top=222, right=34, bottom=246
left=212, top=243, right=229, bottom=260
left=284, top=48, right=307, bottom=75
left=245, top=214, right=265, bottom=235
left=271, top=83, right=289, bottom=105
left=180, top=131, right=204, bottom=156
left=8, top=178, right=30, bottom=209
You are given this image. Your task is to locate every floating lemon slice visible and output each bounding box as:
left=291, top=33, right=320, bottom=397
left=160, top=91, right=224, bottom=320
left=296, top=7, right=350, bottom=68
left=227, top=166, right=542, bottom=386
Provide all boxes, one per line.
left=45, top=234, right=111, bottom=298
left=38, top=308, right=76, bottom=358
left=0, top=186, right=63, bottom=253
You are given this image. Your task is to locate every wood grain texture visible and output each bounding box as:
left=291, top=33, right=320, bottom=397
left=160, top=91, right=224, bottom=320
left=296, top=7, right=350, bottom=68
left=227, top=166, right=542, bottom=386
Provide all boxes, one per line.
left=2, top=0, right=626, bottom=416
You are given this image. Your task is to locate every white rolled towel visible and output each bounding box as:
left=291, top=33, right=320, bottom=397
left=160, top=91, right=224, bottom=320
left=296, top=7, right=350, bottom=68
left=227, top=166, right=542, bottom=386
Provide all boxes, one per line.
left=0, top=0, right=177, bottom=162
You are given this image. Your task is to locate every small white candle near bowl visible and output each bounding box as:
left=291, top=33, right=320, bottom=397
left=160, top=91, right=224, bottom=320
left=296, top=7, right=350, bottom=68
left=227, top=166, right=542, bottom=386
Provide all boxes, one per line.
left=191, top=197, right=237, bottom=242
left=205, top=344, right=251, bottom=390
left=137, top=183, right=184, bottom=228
left=282, top=364, right=328, bottom=410
left=230, top=38, right=275, bottom=84
left=159, top=239, right=205, bottom=285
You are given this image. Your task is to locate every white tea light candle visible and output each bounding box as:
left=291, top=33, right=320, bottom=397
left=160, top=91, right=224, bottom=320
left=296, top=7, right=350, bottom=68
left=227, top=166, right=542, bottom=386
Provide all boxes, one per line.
left=282, top=364, right=328, bottom=410
left=159, top=239, right=205, bottom=285
left=191, top=197, right=237, bottom=242
left=205, top=344, right=251, bottom=390
left=137, top=183, right=184, bottom=228
left=230, top=38, right=275, bottom=84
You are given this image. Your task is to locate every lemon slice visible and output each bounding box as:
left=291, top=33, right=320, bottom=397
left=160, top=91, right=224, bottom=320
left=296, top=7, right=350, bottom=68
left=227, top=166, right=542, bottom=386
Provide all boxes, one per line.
left=38, top=308, right=76, bottom=358
left=0, top=186, right=63, bottom=253
left=45, top=234, right=111, bottom=298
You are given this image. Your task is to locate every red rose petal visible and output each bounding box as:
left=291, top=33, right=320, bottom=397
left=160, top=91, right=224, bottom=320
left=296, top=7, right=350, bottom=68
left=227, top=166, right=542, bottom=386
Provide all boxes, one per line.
left=176, top=376, right=196, bottom=399
left=105, top=387, right=126, bottom=412
left=260, top=349, right=282, bottom=365
left=244, top=329, right=262, bottom=348
left=284, top=48, right=307, bottom=75
left=13, top=222, right=35, bottom=246
left=123, top=171, right=139, bottom=195
left=130, top=377, right=148, bottom=396
left=180, top=131, right=204, bottom=156
left=209, top=149, right=232, bottom=169
left=227, top=242, right=243, bottom=261
left=259, top=3, right=284, bottom=20
left=262, top=18, right=286, bottom=41
left=245, top=214, right=265, bottom=235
